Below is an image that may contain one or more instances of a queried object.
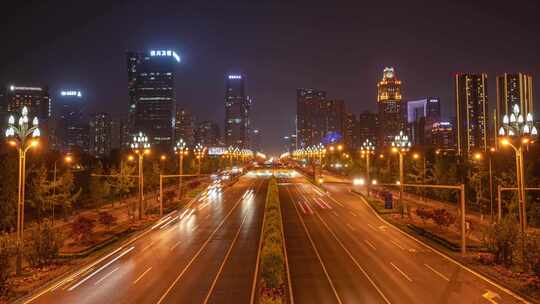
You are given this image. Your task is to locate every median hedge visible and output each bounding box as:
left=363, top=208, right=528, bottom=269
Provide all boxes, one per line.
left=258, top=177, right=287, bottom=304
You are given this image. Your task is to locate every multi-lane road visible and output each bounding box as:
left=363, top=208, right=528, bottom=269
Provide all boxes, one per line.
left=23, top=175, right=268, bottom=304
left=279, top=175, right=528, bottom=304
left=20, top=170, right=530, bottom=304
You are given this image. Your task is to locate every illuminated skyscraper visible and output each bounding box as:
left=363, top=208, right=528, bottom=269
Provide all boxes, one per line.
left=56, top=89, right=87, bottom=152
left=89, top=112, right=111, bottom=157
left=355, top=110, right=378, bottom=146
left=195, top=120, right=220, bottom=147
left=377, top=67, right=404, bottom=146
left=496, top=73, right=534, bottom=132
left=175, top=108, right=195, bottom=146
left=296, top=88, right=327, bottom=147
left=126, top=49, right=180, bottom=147
left=455, top=73, right=489, bottom=155
left=406, top=97, right=441, bottom=146
left=224, top=74, right=250, bottom=148
left=431, top=121, right=455, bottom=151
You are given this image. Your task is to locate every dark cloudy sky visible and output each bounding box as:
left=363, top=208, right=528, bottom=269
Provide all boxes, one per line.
left=0, top=0, right=539, bottom=155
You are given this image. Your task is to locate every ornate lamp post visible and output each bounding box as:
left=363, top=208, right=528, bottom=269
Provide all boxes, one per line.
left=498, top=104, right=537, bottom=255
left=194, top=143, right=207, bottom=174
left=227, top=146, right=234, bottom=168
left=392, top=131, right=411, bottom=216
left=130, top=132, right=151, bottom=220
left=360, top=139, right=375, bottom=196
left=5, top=106, right=40, bottom=275
left=174, top=138, right=189, bottom=199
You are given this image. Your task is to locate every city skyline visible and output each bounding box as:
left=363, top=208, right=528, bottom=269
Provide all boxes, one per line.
left=0, top=1, right=539, bottom=155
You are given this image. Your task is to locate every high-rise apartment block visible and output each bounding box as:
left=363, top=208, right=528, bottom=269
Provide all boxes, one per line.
left=455, top=73, right=489, bottom=155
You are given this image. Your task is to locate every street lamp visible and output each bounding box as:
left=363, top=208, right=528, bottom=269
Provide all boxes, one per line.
left=52, top=154, right=73, bottom=226
left=498, top=104, right=537, bottom=254
left=227, top=146, right=235, bottom=168
left=174, top=139, right=189, bottom=199
left=194, top=143, right=207, bottom=174
left=360, top=139, right=375, bottom=196
left=5, top=106, right=40, bottom=275
left=130, top=132, right=151, bottom=220
left=392, top=130, right=411, bottom=216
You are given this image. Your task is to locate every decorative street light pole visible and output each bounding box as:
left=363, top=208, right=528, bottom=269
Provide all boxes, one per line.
left=498, top=104, right=537, bottom=256
left=360, top=139, right=375, bottom=196
left=5, top=106, right=40, bottom=275
left=392, top=131, right=411, bottom=217
left=174, top=139, right=189, bottom=199
left=130, top=132, right=151, bottom=220
left=194, top=143, right=207, bottom=175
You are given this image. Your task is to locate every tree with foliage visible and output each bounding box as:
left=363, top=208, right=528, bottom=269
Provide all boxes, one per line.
left=0, top=154, right=18, bottom=232
left=88, top=162, right=110, bottom=209
left=107, top=161, right=136, bottom=204
left=28, top=165, right=56, bottom=224
left=483, top=216, right=519, bottom=266
left=56, top=170, right=82, bottom=220
left=25, top=221, right=63, bottom=267
left=71, top=216, right=95, bottom=244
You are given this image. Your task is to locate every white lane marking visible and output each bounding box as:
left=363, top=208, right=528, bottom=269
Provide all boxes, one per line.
left=319, top=198, right=332, bottom=209
left=68, top=246, right=135, bottom=291
left=367, top=223, right=377, bottom=231
left=297, top=201, right=307, bottom=214
left=332, top=211, right=339, bottom=217
left=311, top=206, right=391, bottom=304
left=483, top=290, right=501, bottom=303
left=170, top=241, right=182, bottom=251
left=133, top=267, right=153, bottom=285
left=346, top=223, right=356, bottom=231
left=349, top=211, right=357, bottom=217
left=304, top=201, right=314, bottom=214
left=352, top=192, right=530, bottom=303
left=141, top=241, right=154, bottom=252
left=364, top=239, right=377, bottom=250
left=94, top=267, right=119, bottom=286
left=424, top=264, right=450, bottom=282
left=390, top=239, right=404, bottom=250
left=390, top=262, right=413, bottom=282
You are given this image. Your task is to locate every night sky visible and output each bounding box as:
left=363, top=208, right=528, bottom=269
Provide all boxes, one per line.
left=1, top=0, right=539, bottom=155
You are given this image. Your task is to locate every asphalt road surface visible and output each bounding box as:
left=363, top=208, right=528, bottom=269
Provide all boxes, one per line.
left=278, top=175, right=528, bottom=304
left=23, top=175, right=268, bottom=304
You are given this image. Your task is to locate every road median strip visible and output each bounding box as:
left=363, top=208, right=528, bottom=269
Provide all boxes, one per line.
left=255, top=177, right=293, bottom=304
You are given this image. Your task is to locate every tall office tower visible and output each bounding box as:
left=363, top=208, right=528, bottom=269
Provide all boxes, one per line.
left=344, top=112, right=357, bottom=149
left=55, top=89, right=87, bottom=152
left=496, top=73, right=534, bottom=131
left=455, top=73, right=489, bottom=155
left=296, top=88, right=327, bottom=147
left=224, top=74, right=251, bottom=148
left=318, top=99, right=346, bottom=145
left=89, top=113, right=111, bottom=157
left=175, top=108, right=195, bottom=146
left=406, top=97, right=441, bottom=146
left=377, top=67, right=404, bottom=147
left=251, top=128, right=262, bottom=152
left=283, top=134, right=297, bottom=153
left=110, top=119, right=130, bottom=149
left=3, top=84, right=52, bottom=144
left=126, top=49, right=180, bottom=147
left=355, top=110, right=379, bottom=146
left=194, top=120, right=220, bottom=147
left=431, top=121, right=455, bottom=151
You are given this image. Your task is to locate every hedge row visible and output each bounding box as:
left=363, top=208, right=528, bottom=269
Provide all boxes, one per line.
left=259, top=178, right=287, bottom=304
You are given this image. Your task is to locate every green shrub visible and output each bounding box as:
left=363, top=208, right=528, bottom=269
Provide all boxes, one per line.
left=483, top=216, right=519, bottom=266
left=258, top=177, right=287, bottom=303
